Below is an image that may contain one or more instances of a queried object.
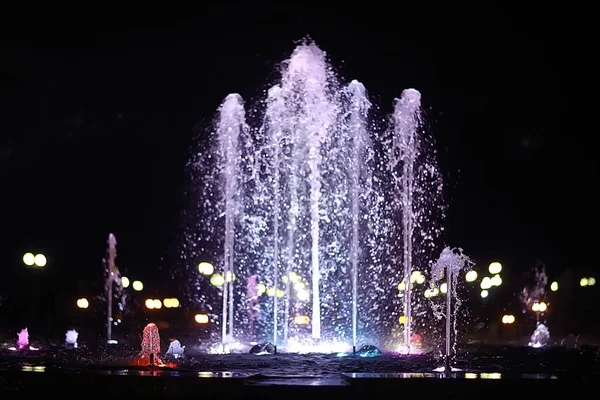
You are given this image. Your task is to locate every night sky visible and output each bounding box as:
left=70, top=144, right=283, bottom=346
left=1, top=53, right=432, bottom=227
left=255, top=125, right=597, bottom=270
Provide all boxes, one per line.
left=1, top=3, right=594, bottom=300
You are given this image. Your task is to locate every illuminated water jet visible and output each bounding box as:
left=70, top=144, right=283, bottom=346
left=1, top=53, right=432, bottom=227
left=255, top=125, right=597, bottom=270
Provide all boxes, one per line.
left=184, top=40, right=444, bottom=352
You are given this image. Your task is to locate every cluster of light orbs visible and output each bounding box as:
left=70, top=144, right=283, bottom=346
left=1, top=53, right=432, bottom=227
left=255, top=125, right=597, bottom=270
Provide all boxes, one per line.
left=22, top=252, right=46, bottom=267
left=163, top=298, right=180, bottom=308
left=580, top=277, right=596, bottom=287
left=532, top=301, right=547, bottom=312
left=501, top=314, right=515, bottom=324
left=145, top=299, right=163, bottom=309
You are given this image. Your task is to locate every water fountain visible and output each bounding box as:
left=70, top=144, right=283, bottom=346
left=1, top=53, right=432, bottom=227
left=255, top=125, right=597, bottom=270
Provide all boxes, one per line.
left=183, top=40, right=444, bottom=352
left=430, top=247, right=472, bottom=370
left=16, top=328, right=29, bottom=350
left=137, top=323, right=163, bottom=366
left=65, top=329, right=79, bottom=348
left=520, top=262, right=550, bottom=347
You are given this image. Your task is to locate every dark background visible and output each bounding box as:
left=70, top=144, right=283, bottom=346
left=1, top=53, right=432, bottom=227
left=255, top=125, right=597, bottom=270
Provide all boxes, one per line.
left=0, top=3, right=595, bottom=335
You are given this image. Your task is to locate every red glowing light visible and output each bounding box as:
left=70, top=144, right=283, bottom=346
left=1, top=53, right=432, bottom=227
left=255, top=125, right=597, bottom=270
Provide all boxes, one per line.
left=136, top=322, right=164, bottom=366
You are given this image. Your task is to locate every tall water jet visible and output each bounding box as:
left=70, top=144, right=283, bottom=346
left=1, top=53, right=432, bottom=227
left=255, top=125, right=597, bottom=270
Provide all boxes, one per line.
left=391, top=89, right=421, bottom=352
left=264, top=85, right=285, bottom=346
left=215, top=94, right=246, bottom=344
left=279, top=44, right=339, bottom=340
left=344, top=80, right=371, bottom=349
left=431, top=247, right=472, bottom=370
left=105, top=233, right=117, bottom=343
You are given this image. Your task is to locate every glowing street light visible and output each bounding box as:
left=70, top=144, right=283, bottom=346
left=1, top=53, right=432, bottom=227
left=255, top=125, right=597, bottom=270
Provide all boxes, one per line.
left=580, top=277, right=596, bottom=287
left=145, top=299, right=162, bottom=309
left=132, top=280, right=143, bottom=291
left=23, top=253, right=35, bottom=266
left=465, top=270, right=477, bottom=282
left=501, top=314, right=515, bottom=324
left=23, top=252, right=46, bottom=267
left=480, top=290, right=489, bottom=298
left=195, top=313, right=209, bottom=324
left=550, top=281, right=558, bottom=291
left=121, top=276, right=130, bottom=288
left=294, top=315, right=310, bottom=325
left=532, top=302, right=547, bottom=312
left=210, top=274, right=224, bottom=287
left=480, top=277, right=492, bottom=290
left=491, top=274, right=502, bottom=287
left=489, top=262, right=502, bottom=274
left=198, top=262, right=214, bottom=275
left=76, top=298, right=89, bottom=309
left=163, top=298, right=180, bottom=308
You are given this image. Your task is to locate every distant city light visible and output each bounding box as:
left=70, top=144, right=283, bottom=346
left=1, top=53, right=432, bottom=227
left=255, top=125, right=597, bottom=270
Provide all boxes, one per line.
left=210, top=274, right=224, bottom=287
left=491, top=274, right=502, bottom=287
left=152, top=299, right=162, bottom=309
left=23, top=253, right=35, bottom=266
left=550, top=281, right=558, bottom=291
left=164, top=298, right=180, bottom=308
left=489, top=262, right=502, bottom=274
left=132, top=280, right=143, bottom=291
left=581, top=277, right=596, bottom=287
left=465, top=270, right=478, bottom=282
left=480, top=277, right=492, bottom=290
left=145, top=299, right=162, bottom=309
left=294, top=315, right=310, bottom=325
left=532, top=302, right=547, bottom=312
left=440, top=282, right=448, bottom=294
left=257, top=283, right=266, bottom=295
left=34, top=254, right=47, bottom=267
left=198, top=262, right=214, bottom=275
left=76, top=298, right=89, bottom=309
left=195, top=313, right=209, bottom=324
left=501, top=314, right=515, bottom=324
left=225, top=271, right=236, bottom=282
left=480, top=290, right=489, bottom=298
left=276, top=289, right=284, bottom=298
left=424, top=288, right=439, bottom=298
left=397, top=281, right=406, bottom=291
left=121, top=276, right=130, bottom=288
left=297, top=289, right=309, bottom=301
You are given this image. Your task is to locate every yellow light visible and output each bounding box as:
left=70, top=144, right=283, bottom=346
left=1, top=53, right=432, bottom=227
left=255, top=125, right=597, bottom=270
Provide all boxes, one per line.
left=152, top=299, right=162, bottom=309
left=198, top=262, right=214, bottom=275
left=164, top=298, right=173, bottom=308
left=488, top=262, right=502, bottom=274
left=210, top=274, right=224, bottom=287
left=225, top=271, right=236, bottom=282
left=297, top=289, right=309, bottom=301
left=121, top=276, right=130, bottom=288
left=76, top=298, right=89, bottom=309
left=145, top=299, right=155, bottom=309
left=465, top=270, right=477, bottom=282
left=132, top=280, right=143, bottom=291
left=550, top=281, right=558, bottom=291
left=440, top=283, right=447, bottom=294
left=257, top=283, right=266, bottom=295
left=532, top=302, right=539, bottom=312
left=195, top=313, right=209, bottom=324
left=23, top=253, right=35, bottom=266
left=580, top=278, right=588, bottom=287
left=294, top=315, right=310, bottom=325
left=480, top=373, right=501, bottom=379
left=289, top=272, right=301, bottom=283
left=501, top=314, right=515, bottom=324
left=398, top=281, right=406, bottom=291
left=416, top=274, right=425, bottom=284
left=480, top=277, right=492, bottom=290
left=537, top=302, right=547, bottom=312
left=491, top=274, right=502, bottom=287
left=34, top=254, right=47, bottom=267
left=276, top=289, right=285, bottom=298
left=589, top=277, right=596, bottom=286
left=465, top=373, right=478, bottom=379
left=399, top=315, right=412, bottom=324
left=294, top=282, right=305, bottom=291
left=266, top=287, right=276, bottom=297
left=480, top=290, right=489, bottom=298
left=170, top=298, right=179, bottom=308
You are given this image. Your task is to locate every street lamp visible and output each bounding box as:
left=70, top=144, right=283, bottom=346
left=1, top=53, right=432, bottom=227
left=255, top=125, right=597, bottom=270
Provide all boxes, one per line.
left=77, top=298, right=89, bottom=309
left=23, top=252, right=46, bottom=267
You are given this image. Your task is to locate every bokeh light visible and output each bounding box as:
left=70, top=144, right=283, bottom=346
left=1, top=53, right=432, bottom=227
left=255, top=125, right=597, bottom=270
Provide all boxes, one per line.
left=488, top=262, right=502, bottom=274
left=198, top=262, right=214, bottom=275
left=465, top=270, right=477, bottom=282
left=121, top=276, right=130, bottom=288
left=195, top=313, right=209, bottom=324
left=550, top=281, right=558, bottom=291
left=34, top=254, right=47, bottom=267
left=23, top=253, right=35, bottom=266
left=501, top=314, right=515, bottom=324
left=76, top=298, right=89, bottom=309
left=132, top=280, right=143, bottom=291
